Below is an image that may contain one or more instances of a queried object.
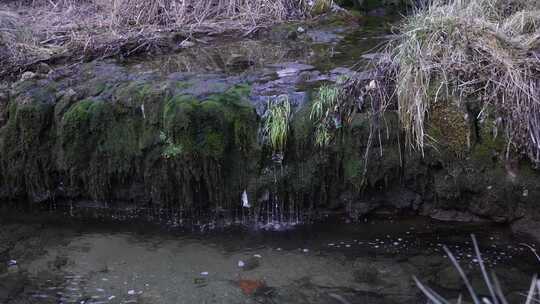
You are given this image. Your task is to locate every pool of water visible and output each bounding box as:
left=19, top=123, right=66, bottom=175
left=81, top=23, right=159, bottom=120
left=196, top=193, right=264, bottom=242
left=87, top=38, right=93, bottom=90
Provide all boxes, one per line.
left=2, top=216, right=538, bottom=304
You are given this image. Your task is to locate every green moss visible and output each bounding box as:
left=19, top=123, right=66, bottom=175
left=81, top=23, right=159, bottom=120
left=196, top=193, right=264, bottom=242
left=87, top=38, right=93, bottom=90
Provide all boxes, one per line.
left=471, top=119, right=506, bottom=164
left=344, top=157, right=362, bottom=180
left=428, top=102, right=470, bottom=158
left=0, top=99, right=55, bottom=201
left=58, top=98, right=147, bottom=199
left=161, top=85, right=256, bottom=160
left=61, top=100, right=115, bottom=165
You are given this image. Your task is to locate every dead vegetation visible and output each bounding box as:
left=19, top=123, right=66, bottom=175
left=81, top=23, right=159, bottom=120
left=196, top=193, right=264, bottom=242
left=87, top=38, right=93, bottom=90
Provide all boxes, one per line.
left=0, top=0, right=314, bottom=79
left=315, top=0, right=540, bottom=166
left=387, top=0, right=540, bottom=164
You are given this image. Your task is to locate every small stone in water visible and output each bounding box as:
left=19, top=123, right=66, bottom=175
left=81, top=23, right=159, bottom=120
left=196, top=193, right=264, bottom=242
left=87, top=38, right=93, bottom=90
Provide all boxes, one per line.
left=345, top=245, right=351, bottom=248
left=303, top=249, right=309, bottom=253
left=393, top=242, right=399, bottom=246
left=128, top=290, right=136, bottom=295
left=238, top=260, right=245, bottom=268
left=253, top=254, right=262, bottom=258
left=200, top=272, right=209, bottom=276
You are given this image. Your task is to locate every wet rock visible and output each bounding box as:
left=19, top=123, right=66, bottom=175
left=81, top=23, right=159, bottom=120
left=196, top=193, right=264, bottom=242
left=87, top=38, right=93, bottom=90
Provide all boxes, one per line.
left=7, top=264, right=19, bottom=274
left=226, top=54, right=255, bottom=72
left=352, top=259, right=417, bottom=301
left=367, top=8, right=388, bottom=17
left=20, top=71, right=37, bottom=82
left=193, top=277, right=208, bottom=287
left=51, top=255, right=69, bottom=270
left=179, top=40, right=195, bottom=48
left=408, top=255, right=445, bottom=268
left=494, top=267, right=531, bottom=292
left=469, top=274, right=491, bottom=296
left=428, top=210, right=484, bottom=222
left=435, top=265, right=464, bottom=290
left=35, top=63, right=52, bottom=75
left=0, top=273, right=27, bottom=302
left=512, top=217, right=540, bottom=243
left=240, top=257, right=260, bottom=271
left=306, top=30, right=343, bottom=44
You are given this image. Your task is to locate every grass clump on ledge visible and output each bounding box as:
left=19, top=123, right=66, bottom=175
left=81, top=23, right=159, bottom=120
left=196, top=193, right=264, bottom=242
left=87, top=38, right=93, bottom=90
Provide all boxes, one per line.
left=310, top=84, right=342, bottom=147
left=263, top=95, right=292, bottom=154
left=383, top=0, right=540, bottom=163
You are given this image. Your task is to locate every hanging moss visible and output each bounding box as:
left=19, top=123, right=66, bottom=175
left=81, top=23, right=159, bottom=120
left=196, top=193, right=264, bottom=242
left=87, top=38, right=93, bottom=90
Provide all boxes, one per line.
left=0, top=99, right=55, bottom=202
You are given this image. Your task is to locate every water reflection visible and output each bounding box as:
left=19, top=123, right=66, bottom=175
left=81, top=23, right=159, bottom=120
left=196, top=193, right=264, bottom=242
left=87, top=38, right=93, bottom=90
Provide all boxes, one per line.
left=6, top=217, right=538, bottom=304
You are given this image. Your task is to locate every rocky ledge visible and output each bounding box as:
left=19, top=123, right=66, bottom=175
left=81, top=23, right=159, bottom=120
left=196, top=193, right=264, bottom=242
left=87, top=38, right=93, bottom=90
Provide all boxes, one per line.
left=0, top=46, right=539, bottom=240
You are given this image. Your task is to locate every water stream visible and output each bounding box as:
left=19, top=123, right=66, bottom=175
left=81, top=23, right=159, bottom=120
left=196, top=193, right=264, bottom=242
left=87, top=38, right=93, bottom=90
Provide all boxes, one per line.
left=2, top=216, right=538, bottom=304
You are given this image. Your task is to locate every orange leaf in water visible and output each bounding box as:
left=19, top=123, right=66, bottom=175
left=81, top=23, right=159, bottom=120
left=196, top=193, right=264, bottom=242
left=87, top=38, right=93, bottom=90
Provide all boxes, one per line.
left=238, top=279, right=265, bottom=295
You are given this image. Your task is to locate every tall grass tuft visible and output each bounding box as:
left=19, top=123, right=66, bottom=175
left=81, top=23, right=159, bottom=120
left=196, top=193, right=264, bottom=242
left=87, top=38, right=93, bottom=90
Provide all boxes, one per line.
left=383, top=0, right=540, bottom=162
left=263, top=95, right=292, bottom=153
left=310, top=84, right=342, bottom=147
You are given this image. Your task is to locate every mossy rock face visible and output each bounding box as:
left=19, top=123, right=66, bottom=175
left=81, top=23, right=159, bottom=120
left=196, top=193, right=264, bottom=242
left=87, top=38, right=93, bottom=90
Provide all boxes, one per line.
left=428, top=101, right=470, bottom=159
left=162, top=85, right=256, bottom=160
left=0, top=62, right=262, bottom=210
left=1, top=61, right=540, bottom=229
left=0, top=97, right=55, bottom=203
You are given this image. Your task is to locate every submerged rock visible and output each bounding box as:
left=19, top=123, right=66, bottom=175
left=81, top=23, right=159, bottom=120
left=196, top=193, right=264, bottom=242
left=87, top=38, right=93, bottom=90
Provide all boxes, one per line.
left=239, top=257, right=260, bottom=271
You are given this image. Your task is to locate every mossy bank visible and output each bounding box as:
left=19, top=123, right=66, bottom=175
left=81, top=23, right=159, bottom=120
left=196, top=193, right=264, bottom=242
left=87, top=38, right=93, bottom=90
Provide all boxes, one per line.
left=0, top=58, right=539, bottom=238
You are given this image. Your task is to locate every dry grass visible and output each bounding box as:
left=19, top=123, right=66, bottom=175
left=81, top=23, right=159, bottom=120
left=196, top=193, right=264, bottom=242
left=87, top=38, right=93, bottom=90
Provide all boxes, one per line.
left=110, top=0, right=309, bottom=27
left=0, top=10, right=53, bottom=68
left=0, top=0, right=311, bottom=78
left=384, top=0, right=540, bottom=163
